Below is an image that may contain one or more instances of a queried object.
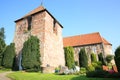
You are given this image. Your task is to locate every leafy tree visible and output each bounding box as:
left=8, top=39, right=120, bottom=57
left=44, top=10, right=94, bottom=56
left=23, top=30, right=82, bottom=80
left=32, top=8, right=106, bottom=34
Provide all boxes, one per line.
left=91, top=53, right=97, bottom=62
left=114, top=46, right=120, bottom=72
left=106, top=55, right=114, bottom=64
left=98, top=53, right=106, bottom=65
left=0, top=27, right=5, bottom=40
left=2, top=43, right=15, bottom=68
left=64, top=46, right=75, bottom=69
left=79, top=48, right=88, bottom=68
left=0, top=38, right=6, bottom=66
left=22, top=36, right=41, bottom=72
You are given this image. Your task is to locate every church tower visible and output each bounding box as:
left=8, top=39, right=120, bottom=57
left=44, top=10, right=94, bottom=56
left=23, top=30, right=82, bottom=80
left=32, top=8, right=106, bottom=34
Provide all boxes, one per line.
left=13, top=6, right=65, bottom=73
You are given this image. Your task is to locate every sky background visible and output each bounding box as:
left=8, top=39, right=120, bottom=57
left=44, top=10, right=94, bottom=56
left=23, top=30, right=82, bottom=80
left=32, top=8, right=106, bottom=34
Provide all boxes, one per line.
left=0, top=0, right=120, bottom=52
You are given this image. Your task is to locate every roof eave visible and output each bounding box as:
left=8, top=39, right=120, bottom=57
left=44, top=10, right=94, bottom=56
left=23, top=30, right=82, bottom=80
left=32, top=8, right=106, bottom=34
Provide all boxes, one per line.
left=14, top=9, right=63, bottom=28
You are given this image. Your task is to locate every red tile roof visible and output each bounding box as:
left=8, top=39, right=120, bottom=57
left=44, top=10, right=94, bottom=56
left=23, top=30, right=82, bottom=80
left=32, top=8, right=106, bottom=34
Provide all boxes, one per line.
left=15, top=6, right=63, bottom=28
left=63, top=32, right=111, bottom=47
left=23, top=6, right=45, bottom=18
left=15, top=6, right=45, bottom=22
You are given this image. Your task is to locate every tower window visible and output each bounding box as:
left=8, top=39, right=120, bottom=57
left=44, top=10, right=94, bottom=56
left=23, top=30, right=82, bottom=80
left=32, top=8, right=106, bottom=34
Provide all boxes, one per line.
left=27, top=16, right=32, bottom=31
left=53, top=19, right=57, bottom=35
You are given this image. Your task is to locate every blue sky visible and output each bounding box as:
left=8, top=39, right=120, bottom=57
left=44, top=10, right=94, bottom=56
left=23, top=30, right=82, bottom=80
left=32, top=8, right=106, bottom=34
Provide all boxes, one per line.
left=0, top=0, right=120, bottom=52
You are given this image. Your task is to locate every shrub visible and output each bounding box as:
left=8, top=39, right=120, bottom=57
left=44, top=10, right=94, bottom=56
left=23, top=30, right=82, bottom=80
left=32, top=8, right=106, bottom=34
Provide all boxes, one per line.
left=80, top=67, right=86, bottom=74
left=75, top=61, right=79, bottom=66
left=2, top=43, right=15, bottom=69
left=0, top=38, right=6, bottom=66
left=115, top=46, right=120, bottom=72
left=86, top=65, right=95, bottom=72
left=98, top=53, right=107, bottom=65
left=22, top=36, right=41, bottom=72
left=86, top=70, right=109, bottom=78
left=91, top=62, right=102, bottom=70
left=64, top=46, right=75, bottom=69
left=106, top=55, right=114, bottom=65
left=91, top=53, right=97, bottom=62
left=86, top=70, right=120, bottom=78
left=79, top=48, right=88, bottom=68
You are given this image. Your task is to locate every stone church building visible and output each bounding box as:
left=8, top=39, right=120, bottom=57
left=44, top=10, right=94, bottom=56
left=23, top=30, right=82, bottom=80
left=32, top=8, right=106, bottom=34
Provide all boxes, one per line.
left=63, top=32, right=112, bottom=64
left=13, top=5, right=112, bottom=72
left=13, top=6, right=65, bottom=72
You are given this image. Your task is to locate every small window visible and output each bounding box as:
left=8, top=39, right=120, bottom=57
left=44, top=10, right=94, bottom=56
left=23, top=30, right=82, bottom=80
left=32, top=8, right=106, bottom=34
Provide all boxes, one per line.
left=27, top=16, right=32, bottom=31
left=53, top=19, right=57, bottom=35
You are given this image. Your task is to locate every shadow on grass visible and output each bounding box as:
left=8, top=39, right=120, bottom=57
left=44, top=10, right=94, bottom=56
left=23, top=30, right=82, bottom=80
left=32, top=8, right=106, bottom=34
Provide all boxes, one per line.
left=71, top=75, right=120, bottom=80
left=70, top=75, right=89, bottom=80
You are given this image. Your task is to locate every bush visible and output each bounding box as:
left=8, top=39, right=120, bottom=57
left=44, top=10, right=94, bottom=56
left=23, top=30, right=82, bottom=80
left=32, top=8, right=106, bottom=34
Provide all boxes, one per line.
left=86, top=65, right=95, bottom=72
left=80, top=67, right=86, bottom=74
left=106, top=55, right=114, bottom=64
left=114, top=46, right=120, bottom=72
left=86, top=70, right=120, bottom=78
left=22, top=36, right=41, bottom=72
left=91, top=53, right=97, bottom=62
left=91, top=62, right=102, bottom=70
left=2, top=43, right=15, bottom=69
left=0, top=38, right=6, bottom=66
left=75, top=61, right=79, bottom=66
left=98, top=53, right=107, bottom=65
left=86, top=70, right=108, bottom=78
left=79, top=48, right=88, bottom=68
left=64, top=46, right=75, bottom=69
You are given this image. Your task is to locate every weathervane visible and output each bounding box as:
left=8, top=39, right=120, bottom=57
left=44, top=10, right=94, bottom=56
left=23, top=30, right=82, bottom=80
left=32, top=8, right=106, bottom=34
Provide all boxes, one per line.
left=41, top=0, right=44, bottom=6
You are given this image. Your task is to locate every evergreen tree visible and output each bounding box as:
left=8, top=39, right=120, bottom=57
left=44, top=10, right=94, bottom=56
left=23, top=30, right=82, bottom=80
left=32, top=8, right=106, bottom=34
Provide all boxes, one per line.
left=91, top=53, right=97, bottom=62
left=106, top=55, right=114, bottom=64
left=79, top=48, right=88, bottom=68
left=64, top=46, right=75, bottom=69
left=2, top=43, right=15, bottom=68
left=0, top=27, right=5, bottom=40
left=98, top=53, right=106, bottom=65
left=22, top=36, right=41, bottom=72
left=0, top=38, right=6, bottom=66
left=114, top=46, right=120, bottom=72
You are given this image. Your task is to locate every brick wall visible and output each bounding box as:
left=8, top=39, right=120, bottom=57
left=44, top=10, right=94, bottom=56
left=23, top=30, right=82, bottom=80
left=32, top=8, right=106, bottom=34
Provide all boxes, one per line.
left=13, top=10, right=65, bottom=72
left=73, top=43, right=104, bottom=65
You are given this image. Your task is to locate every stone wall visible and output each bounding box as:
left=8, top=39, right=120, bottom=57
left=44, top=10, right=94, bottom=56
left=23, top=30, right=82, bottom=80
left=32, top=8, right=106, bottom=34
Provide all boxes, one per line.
left=43, top=11, right=65, bottom=68
left=13, top=10, right=65, bottom=72
left=104, top=44, right=112, bottom=56
left=73, top=43, right=104, bottom=64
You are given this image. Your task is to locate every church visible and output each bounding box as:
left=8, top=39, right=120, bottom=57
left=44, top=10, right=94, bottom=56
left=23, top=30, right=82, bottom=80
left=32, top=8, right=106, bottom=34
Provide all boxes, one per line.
left=13, top=5, right=112, bottom=73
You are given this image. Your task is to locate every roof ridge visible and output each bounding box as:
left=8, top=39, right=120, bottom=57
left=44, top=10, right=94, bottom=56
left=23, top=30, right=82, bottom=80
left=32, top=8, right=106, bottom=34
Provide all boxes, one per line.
left=15, top=5, right=46, bottom=22
left=64, top=32, right=100, bottom=38
left=96, top=32, right=103, bottom=43
left=22, top=5, right=45, bottom=18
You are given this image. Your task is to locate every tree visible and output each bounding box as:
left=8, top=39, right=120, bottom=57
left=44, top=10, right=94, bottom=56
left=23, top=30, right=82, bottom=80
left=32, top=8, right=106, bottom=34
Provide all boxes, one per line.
left=91, top=53, right=97, bottom=62
left=2, top=43, right=15, bottom=68
left=64, top=46, right=75, bottom=69
left=0, top=38, right=6, bottom=66
left=114, top=46, right=120, bottom=72
left=0, top=27, right=6, bottom=66
left=0, top=27, right=5, bottom=40
left=98, top=53, right=106, bottom=65
left=79, top=48, right=88, bottom=68
left=22, top=36, right=41, bottom=72
left=106, top=55, right=114, bottom=65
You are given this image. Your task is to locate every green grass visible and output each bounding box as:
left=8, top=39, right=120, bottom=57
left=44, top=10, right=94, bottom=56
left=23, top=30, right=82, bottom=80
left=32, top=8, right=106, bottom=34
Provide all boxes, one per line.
left=7, top=71, right=119, bottom=80
left=0, top=69, right=11, bottom=73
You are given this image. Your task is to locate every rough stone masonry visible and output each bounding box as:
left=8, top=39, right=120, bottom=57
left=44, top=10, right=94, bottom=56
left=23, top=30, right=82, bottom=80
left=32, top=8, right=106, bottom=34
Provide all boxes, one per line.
left=13, top=6, right=65, bottom=73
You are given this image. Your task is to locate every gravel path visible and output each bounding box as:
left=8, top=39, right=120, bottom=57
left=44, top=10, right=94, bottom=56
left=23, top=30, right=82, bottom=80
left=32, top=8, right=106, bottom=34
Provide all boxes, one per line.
left=0, top=71, right=13, bottom=80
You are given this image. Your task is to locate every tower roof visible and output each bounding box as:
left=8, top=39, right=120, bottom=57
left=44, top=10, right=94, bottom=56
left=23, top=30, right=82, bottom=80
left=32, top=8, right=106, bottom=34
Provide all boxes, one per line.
left=15, top=6, right=63, bottom=28
left=63, top=32, right=112, bottom=47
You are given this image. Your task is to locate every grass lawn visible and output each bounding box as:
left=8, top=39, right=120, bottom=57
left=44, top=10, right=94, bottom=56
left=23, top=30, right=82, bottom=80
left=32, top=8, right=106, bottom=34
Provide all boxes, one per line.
left=7, top=71, right=119, bottom=80
left=0, top=69, right=11, bottom=73
left=0, top=70, right=5, bottom=73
